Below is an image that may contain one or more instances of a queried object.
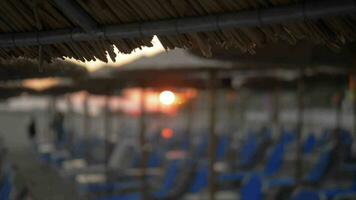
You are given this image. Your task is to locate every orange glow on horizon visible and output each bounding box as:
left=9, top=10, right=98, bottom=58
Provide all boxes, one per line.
left=22, top=78, right=62, bottom=91
left=67, top=88, right=197, bottom=116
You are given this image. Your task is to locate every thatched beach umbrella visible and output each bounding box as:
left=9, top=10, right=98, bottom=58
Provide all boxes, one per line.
left=0, top=59, right=88, bottom=81
left=97, top=49, right=234, bottom=200
left=0, top=85, right=34, bottom=100
left=0, top=0, right=354, bottom=62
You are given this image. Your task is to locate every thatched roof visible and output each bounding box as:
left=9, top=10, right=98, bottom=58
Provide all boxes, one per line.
left=192, top=41, right=356, bottom=70
left=0, top=1, right=355, bottom=61
left=0, top=59, right=88, bottom=81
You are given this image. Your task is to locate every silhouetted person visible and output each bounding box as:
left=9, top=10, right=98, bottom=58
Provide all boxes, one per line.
left=28, top=117, right=36, bottom=141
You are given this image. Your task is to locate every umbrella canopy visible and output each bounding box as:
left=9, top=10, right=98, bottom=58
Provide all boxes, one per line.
left=0, top=59, right=88, bottom=81
left=0, top=85, right=34, bottom=99
left=95, top=49, right=233, bottom=89
left=239, top=72, right=348, bottom=92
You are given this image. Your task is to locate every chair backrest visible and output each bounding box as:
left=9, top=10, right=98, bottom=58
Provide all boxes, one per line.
left=239, top=135, right=258, bottom=167
left=0, top=175, right=11, bottom=200
left=303, top=134, right=317, bottom=154
left=304, top=146, right=332, bottom=183
left=153, top=160, right=181, bottom=198
left=264, top=142, right=285, bottom=176
left=160, top=160, right=180, bottom=191
left=281, top=131, right=295, bottom=145
left=194, top=136, right=208, bottom=158
left=216, top=136, right=229, bottom=160
left=292, top=190, right=321, bottom=200
left=148, top=150, right=161, bottom=168
left=339, top=129, right=353, bottom=146
left=240, top=175, right=262, bottom=200
left=189, top=164, right=208, bottom=193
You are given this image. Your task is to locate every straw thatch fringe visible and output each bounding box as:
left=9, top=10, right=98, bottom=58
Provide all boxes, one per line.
left=0, top=0, right=354, bottom=61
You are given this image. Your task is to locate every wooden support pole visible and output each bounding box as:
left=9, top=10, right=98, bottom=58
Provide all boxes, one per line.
left=65, top=95, right=74, bottom=149
left=295, top=69, right=305, bottom=183
left=227, top=90, right=237, bottom=137
left=238, top=92, right=247, bottom=139
left=104, top=96, right=111, bottom=193
left=351, top=75, right=356, bottom=140
left=354, top=97, right=356, bottom=141
left=335, top=92, right=343, bottom=131
left=83, top=94, right=90, bottom=160
left=185, top=97, right=194, bottom=154
left=48, top=97, right=57, bottom=141
left=139, top=88, right=148, bottom=199
left=208, top=71, right=218, bottom=200
left=227, top=89, right=237, bottom=165
left=272, top=86, right=280, bottom=138
left=83, top=94, right=90, bottom=136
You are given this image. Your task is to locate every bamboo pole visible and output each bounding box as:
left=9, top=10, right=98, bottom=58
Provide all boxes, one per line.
left=295, top=69, right=305, bottom=183
left=139, top=87, right=148, bottom=199
left=208, top=71, right=218, bottom=200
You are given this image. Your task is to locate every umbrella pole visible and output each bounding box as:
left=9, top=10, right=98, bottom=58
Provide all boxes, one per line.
left=335, top=92, right=343, bottom=131
left=227, top=89, right=237, bottom=165
left=104, top=96, right=111, bottom=195
left=65, top=95, right=74, bottom=150
left=239, top=93, right=247, bottom=140
left=272, top=86, right=280, bottom=138
left=139, top=87, right=148, bottom=199
left=83, top=94, right=90, bottom=136
left=48, top=97, right=56, bottom=141
left=295, top=69, right=305, bottom=184
left=208, top=71, right=217, bottom=200
left=83, top=94, right=90, bottom=160
left=185, top=97, right=194, bottom=154
left=352, top=75, right=356, bottom=140
left=228, top=89, right=237, bottom=138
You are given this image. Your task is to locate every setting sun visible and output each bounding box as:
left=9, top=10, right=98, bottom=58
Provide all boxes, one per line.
left=159, top=91, right=176, bottom=105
